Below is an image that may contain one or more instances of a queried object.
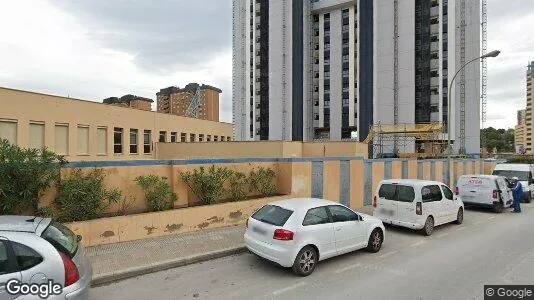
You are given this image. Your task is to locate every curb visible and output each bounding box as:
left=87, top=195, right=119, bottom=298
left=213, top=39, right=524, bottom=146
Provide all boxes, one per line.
left=91, top=246, right=247, bottom=287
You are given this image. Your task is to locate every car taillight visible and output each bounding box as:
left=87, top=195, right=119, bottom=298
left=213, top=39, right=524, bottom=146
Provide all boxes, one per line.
left=492, top=190, right=498, bottom=199
left=273, top=229, right=294, bottom=241
left=59, top=251, right=79, bottom=287
left=416, top=202, right=422, bottom=215
left=373, top=196, right=377, bottom=208
left=455, top=187, right=459, bottom=195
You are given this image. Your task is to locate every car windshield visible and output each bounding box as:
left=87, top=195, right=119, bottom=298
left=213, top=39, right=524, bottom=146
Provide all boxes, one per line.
left=41, top=221, right=79, bottom=257
left=492, top=170, right=530, bottom=181
left=251, top=205, right=293, bottom=226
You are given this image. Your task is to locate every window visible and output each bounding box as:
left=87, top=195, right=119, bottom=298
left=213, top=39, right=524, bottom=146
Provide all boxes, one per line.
left=251, top=205, right=293, bottom=226
left=421, top=185, right=443, bottom=202
left=378, top=184, right=396, bottom=200
left=441, top=185, right=454, bottom=200
left=143, top=130, right=151, bottom=154
left=190, top=133, right=196, bottom=142
left=181, top=133, right=187, bottom=142
left=199, top=134, right=204, bottom=142
left=29, top=122, right=45, bottom=149
left=96, top=127, right=108, bottom=155
left=214, top=135, right=218, bottom=142
left=130, top=129, right=138, bottom=154
left=207, top=135, right=212, bottom=142
left=397, top=186, right=416, bottom=202
left=77, top=126, right=89, bottom=154
left=171, top=132, right=177, bottom=143
left=54, top=124, right=69, bottom=155
left=0, top=119, right=17, bottom=144
left=41, top=221, right=79, bottom=257
left=302, top=207, right=330, bottom=226
left=113, top=127, right=123, bottom=154
left=328, top=205, right=359, bottom=222
left=0, top=240, right=10, bottom=275
left=159, top=131, right=166, bottom=142
left=12, top=242, right=43, bottom=271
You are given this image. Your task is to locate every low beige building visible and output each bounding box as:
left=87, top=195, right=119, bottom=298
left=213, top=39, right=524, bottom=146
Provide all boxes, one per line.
left=0, top=87, right=233, bottom=161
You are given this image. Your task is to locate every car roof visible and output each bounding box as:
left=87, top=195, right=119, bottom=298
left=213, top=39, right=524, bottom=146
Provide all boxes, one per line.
left=269, top=198, right=341, bottom=211
left=380, top=179, right=445, bottom=186
left=0, top=216, right=49, bottom=234
left=494, top=163, right=532, bottom=171
left=459, top=174, right=500, bottom=179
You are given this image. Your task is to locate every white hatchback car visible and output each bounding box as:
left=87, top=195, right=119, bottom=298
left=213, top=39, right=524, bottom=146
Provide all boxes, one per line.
left=244, top=198, right=385, bottom=276
left=373, top=179, right=464, bottom=236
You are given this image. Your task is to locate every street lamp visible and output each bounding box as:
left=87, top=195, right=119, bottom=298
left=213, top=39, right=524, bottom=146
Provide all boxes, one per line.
left=446, top=50, right=500, bottom=156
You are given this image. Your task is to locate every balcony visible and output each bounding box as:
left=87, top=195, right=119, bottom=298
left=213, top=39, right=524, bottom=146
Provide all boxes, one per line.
left=430, top=77, right=439, bottom=86
left=431, top=59, right=439, bottom=70
left=430, top=6, right=439, bottom=17
left=430, top=24, right=439, bottom=34
left=430, top=41, right=439, bottom=52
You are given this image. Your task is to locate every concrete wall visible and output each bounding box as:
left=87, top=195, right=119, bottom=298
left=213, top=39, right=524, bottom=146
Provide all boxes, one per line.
left=62, top=157, right=497, bottom=246
left=157, top=141, right=369, bottom=159
left=0, top=87, right=233, bottom=162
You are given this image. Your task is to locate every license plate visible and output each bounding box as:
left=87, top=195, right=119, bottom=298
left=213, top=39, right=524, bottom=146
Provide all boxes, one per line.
left=380, top=208, right=395, bottom=216
left=252, top=226, right=267, bottom=235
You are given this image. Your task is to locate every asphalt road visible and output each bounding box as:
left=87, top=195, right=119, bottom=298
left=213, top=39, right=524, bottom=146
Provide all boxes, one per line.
left=91, top=204, right=534, bottom=300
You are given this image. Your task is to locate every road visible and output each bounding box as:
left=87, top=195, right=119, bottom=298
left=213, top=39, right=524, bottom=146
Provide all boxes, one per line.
left=91, top=204, right=534, bottom=300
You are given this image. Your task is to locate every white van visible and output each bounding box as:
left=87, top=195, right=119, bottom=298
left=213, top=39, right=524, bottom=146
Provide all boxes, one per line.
left=456, top=175, right=513, bottom=213
left=373, top=179, right=464, bottom=236
left=491, top=163, right=533, bottom=203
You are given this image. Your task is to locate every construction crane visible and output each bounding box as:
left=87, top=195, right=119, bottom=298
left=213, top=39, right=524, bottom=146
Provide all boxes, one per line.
left=185, top=86, right=203, bottom=118
left=481, top=0, right=488, bottom=151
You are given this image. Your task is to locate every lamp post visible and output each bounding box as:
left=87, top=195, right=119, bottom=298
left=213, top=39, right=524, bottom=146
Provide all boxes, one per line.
left=446, top=50, right=500, bottom=157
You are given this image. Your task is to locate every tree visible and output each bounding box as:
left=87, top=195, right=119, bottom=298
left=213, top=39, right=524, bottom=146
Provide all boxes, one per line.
left=481, top=127, right=515, bottom=153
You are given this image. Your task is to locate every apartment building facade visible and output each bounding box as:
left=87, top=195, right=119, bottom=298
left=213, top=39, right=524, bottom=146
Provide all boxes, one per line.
left=157, top=83, right=221, bottom=122
left=232, top=0, right=481, bottom=155
left=232, top=0, right=374, bottom=142
left=0, top=87, right=233, bottom=161
left=515, top=109, right=527, bottom=153
left=523, top=61, right=534, bottom=154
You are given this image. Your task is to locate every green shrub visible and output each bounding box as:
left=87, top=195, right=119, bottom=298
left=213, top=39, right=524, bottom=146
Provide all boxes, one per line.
left=248, top=167, right=278, bottom=197
left=180, top=165, right=233, bottom=205
left=135, top=175, right=176, bottom=212
left=55, top=168, right=121, bottom=222
left=227, top=171, right=248, bottom=201
left=0, top=139, right=67, bottom=215
left=116, top=195, right=135, bottom=216
left=36, top=206, right=55, bottom=219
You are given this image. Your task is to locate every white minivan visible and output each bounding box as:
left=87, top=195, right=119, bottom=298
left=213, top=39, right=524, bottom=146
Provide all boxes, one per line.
left=373, top=179, right=464, bottom=236
left=492, top=163, right=534, bottom=203
left=456, top=175, right=513, bottom=213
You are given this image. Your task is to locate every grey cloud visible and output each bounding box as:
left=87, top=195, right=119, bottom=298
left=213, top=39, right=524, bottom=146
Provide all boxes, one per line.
left=47, top=0, right=232, bottom=74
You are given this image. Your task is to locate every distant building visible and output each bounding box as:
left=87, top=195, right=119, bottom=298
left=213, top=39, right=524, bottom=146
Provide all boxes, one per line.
left=0, top=87, right=233, bottom=162
left=515, top=109, right=527, bottom=154
left=102, top=94, right=154, bottom=111
left=156, top=83, right=221, bottom=122
left=524, top=61, right=534, bottom=154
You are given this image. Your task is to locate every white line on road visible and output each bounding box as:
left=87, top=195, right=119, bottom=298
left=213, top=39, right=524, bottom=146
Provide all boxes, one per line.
left=379, top=250, right=399, bottom=258
left=334, top=263, right=362, bottom=274
left=272, top=282, right=307, bottom=295
left=410, top=240, right=427, bottom=247
left=436, top=233, right=449, bottom=238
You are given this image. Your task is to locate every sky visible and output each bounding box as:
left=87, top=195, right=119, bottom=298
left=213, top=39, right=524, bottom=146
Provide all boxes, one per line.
left=0, top=0, right=532, bottom=129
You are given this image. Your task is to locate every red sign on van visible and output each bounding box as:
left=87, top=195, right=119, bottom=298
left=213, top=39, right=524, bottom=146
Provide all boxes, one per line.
left=467, top=179, right=483, bottom=185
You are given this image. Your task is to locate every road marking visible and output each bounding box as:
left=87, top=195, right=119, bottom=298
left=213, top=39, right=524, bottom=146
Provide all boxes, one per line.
left=488, top=216, right=496, bottom=220
left=378, top=250, right=399, bottom=258
left=272, top=282, right=307, bottom=295
left=436, top=233, right=449, bottom=238
left=410, top=240, right=427, bottom=247
left=334, top=263, right=362, bottom=274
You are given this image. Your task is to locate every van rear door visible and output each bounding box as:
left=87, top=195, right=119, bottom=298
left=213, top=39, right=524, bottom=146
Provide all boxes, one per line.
left=458, top=176, right=486, bottom=205
left=376, top=183, right=397, bottom=223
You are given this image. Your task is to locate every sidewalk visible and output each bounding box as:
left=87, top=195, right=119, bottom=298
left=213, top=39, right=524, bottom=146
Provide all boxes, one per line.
left=88, top=205, right=374, bottom=286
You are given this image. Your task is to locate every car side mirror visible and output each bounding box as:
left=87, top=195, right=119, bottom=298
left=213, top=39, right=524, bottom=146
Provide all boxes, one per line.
left=77, top=235, right=82, bottom=242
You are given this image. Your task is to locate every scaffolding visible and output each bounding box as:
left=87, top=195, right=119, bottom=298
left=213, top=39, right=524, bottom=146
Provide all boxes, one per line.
left=458, top=0, right=467, bottom=154
left=364, top=122, right=445, bottom=157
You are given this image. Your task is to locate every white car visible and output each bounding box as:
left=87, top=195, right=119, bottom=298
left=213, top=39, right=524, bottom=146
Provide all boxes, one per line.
left=456, top=174, right=513, bottom=213
left=373, top=179, right=464, bottom=236
left=244, top=198, right=385, bottom=276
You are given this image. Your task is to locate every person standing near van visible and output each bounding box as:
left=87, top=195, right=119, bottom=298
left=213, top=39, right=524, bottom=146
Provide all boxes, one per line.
left=511, top=177, right=523, bottom=213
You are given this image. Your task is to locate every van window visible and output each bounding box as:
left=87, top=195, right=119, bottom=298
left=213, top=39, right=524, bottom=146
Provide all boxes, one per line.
left=441, top=185, right=453, bottom=200
left=422, top=185, right=442, bottom=202
left=378, top=184, right=396, bottom=200
left=492, top=170, right=530, bottom=181
left=397, top=186, right=415, bottom=202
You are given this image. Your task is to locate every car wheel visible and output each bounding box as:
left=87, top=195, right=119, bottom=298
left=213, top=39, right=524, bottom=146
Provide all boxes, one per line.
left=455, top=208, right=464, bottom=224
left=292, top=246, right=318, bottom=277
left=493, top=201, right=504, bottom=213
left=422, top=216, right=434, bottom=236
left=366, top=228, right=383, bottom=253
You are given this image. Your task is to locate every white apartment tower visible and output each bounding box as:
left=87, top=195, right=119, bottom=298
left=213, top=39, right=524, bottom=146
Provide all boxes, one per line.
left=233, top=0, right=481, bottom=155
left=232, top=0, right=373, bottom=142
